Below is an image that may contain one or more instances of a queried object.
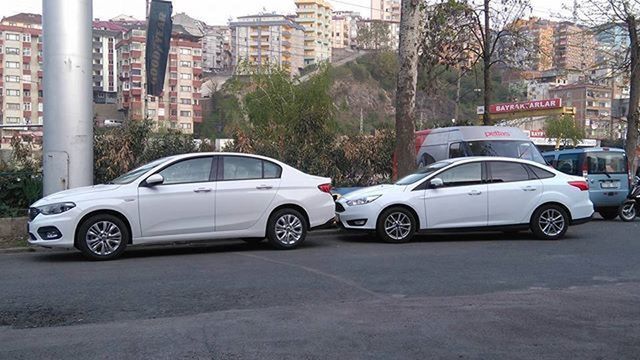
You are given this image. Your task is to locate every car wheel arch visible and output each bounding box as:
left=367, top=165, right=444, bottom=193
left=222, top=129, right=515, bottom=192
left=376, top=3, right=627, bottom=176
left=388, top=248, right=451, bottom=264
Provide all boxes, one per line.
left=74, top=209, right=133, bottom=247
left=530, top=202, right=572, bottom=223
left=377, top=204, right=421, bottom=229
left=268, top=204, right=310, bottom=230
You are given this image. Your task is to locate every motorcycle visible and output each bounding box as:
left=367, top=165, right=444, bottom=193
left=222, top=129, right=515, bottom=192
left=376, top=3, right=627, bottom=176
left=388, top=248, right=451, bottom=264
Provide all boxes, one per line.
left=619, top=176, right=640, bottom=222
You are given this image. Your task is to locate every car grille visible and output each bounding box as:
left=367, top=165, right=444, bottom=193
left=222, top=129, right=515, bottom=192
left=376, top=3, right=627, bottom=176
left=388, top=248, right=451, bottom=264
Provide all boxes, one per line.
left=28, top=207, right=40, bottom=221
left=335, top=202, right=345, bottom=213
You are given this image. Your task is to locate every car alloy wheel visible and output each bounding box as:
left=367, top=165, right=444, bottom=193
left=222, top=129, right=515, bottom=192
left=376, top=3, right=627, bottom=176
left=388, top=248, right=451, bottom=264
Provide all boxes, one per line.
left=538, top=208, right=565, bottom=237
left=619, top=201, right=637, bottom=222
left=267, top=208, right=307, bottom=249
left=275, top=214, right=303, bottom=245
left=531, top=204, right=568, bottom=240
left=384, top=212, right=412, bottom=241
left=377, top=207, right=416, bottom=243
left=76, top=214, right=129, bottom=260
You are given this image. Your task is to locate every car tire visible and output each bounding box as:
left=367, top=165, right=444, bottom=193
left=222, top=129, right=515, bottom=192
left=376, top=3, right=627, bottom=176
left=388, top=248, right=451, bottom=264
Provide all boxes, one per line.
left=267, top=208, right=307, bottom=250
left=530, top=204, right=569, bottom=240
left=376, top=207, right=417, bottom=243
left=619, top=201, right=637, bottom=222
left=242, top=237, right=266, bottom=244
left=598, top=208, right=619, bottom=220
left=76, top=213, right=129, bottom=260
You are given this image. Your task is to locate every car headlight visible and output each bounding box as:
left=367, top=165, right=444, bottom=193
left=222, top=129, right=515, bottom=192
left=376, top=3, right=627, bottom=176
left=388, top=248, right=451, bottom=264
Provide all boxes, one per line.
left=36, top=202, right=76, bottom=215
left=346, top=195, right=381, bottom=206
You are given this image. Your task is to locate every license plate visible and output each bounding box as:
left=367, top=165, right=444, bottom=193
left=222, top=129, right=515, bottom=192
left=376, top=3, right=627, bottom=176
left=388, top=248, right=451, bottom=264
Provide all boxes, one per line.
left=601, top=181, right=620, bottom=189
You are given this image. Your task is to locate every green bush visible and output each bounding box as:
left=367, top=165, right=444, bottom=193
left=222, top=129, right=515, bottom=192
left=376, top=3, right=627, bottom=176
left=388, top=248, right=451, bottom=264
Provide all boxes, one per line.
left=0, top=171, right=42, bottom=217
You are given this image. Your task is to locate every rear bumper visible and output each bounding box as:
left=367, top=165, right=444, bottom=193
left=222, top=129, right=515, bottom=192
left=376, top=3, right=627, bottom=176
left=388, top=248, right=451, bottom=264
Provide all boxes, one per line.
left=571, top=215, right=592, bottom=225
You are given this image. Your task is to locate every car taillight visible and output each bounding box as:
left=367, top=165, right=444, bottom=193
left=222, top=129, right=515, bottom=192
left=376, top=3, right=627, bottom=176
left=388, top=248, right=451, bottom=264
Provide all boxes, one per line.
left=568, top=181, right=589, bottom=191
left=581, top=159, right=588, bottom=178
left=318, top=183, right=332, bottom=193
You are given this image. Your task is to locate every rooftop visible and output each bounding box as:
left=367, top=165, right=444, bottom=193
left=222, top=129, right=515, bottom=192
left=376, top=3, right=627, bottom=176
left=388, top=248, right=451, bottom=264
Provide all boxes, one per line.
left=1, top=13, right=42, bottom=25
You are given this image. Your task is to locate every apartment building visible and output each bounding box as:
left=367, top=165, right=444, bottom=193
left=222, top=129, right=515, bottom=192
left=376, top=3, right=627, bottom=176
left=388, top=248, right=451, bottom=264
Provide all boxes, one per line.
left=0, top=13, right=43, bottom=149
left=295, top=0, right=332, bottom=66
left=371, top=0, right=401, bottom=21
left=229, top=14, right=305, bottom=76
left=331, top=11, right=360, bottom=49
left=203, top=25, right=232, bottom=72
left=514, top=17, right=556, bottom=72
left=116, top=25, right=203, bottom=133
left=549, top=83, right=614, bottom=139
left=554, top=22, right=596, bottom=72
left=92, top=21, right=127, bottom=104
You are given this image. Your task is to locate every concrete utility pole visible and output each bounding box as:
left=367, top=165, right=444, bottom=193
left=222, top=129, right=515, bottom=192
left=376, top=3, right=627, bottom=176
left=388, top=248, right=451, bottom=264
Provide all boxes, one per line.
left=395, top=0, right=421, bottom=178
left=42, top=0, right=94, bottom=195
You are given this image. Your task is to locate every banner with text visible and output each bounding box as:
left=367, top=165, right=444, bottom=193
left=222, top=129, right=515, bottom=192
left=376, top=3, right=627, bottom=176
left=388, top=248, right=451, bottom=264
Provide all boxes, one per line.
left=489, top=99, right=562, bottom=114
left=145, top=0, right=173, bottom=96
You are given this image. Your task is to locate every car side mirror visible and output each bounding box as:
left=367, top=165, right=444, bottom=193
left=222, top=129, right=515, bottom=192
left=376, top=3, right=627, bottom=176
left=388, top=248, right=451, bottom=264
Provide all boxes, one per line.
left=429, top=178, right=444, bottom=188
left=145, top=174, right=164, bottom=187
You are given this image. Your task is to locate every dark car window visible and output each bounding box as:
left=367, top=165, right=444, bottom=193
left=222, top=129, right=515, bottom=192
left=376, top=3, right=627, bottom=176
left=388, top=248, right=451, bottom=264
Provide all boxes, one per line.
left=263, top=161, right=282, bottom=179
left=449, top=142, right=464, bottom=158
left=158, top=157, right=213, bottom=185
left=556, top=153, right=581, bottom=176
left=527, top=165, right=556, bottom=179
left=586, top=152, right=627, bottom=174
left=489, top=162, right=531, bottom=183
left=437, top=162, right=482, bottom=187
left=543, top=155, right=555, bottom=165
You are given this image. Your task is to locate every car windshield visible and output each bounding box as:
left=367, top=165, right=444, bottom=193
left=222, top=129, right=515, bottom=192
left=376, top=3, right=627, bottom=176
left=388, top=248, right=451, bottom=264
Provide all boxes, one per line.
left=465, top=140, right=545, bottom=164
left=110, top=157, right=170, bottom=184
left=395, top=161, right=451, bottom=185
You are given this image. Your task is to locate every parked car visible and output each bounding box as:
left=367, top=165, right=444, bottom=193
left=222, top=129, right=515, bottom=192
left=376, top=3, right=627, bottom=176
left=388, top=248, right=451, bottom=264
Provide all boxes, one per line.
left=542, top=147, right=630, bottom=220
left=336, top=157, right=593, bottom=243
left=28, top=153, right=335, bottom=260
left=413, top=126, right=546, bottom=167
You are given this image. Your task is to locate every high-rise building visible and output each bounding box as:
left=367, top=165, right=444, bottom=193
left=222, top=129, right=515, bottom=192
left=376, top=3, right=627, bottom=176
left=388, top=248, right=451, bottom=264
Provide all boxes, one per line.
left=203, top=25, right=232, bottom=72
left=295, top=0, right=332, bottom=66
left=0, top=13, right=43, bottom=149
left=331, top=11, right=360, bottom=49
left=554, top=21, right=596, bottom=72
left=92, top=21, right=127, bottom=104
left=115, top=24, right=204, bottom=133
left=229, top=14, right=305, bottom=76
left=549, top=83, right=613, bottom=139
left=371, top=0, right=401, bottom=21
left=515, top=17, right=556, bottom=72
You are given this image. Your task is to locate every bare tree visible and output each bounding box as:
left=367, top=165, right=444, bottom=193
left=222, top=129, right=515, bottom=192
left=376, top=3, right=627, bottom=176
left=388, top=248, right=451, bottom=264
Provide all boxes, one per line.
left=575, top=0, right=640, bottom=175
left=395, top=0, right=422, bottom=178
left=466, top=0, right=531, bottom=124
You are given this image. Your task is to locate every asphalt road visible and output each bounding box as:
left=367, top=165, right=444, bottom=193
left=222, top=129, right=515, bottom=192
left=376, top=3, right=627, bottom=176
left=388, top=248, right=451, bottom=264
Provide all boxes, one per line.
left=1, top=218, right=640, bottom=359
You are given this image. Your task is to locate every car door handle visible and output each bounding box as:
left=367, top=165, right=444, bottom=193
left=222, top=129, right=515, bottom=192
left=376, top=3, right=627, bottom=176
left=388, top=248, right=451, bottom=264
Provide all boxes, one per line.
left=521, top=186, right=537, bottom=192
left=468, top=190, right=482, bottom=196
left=193, top=187, right=212, bottom=193
left=256, top=185, right=273, bottom=190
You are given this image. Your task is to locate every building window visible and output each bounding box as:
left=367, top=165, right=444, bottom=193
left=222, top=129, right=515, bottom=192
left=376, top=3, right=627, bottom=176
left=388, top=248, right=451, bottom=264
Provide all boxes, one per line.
left=146, top=109, right=156, bottom=117
left=158, top=108, right=165, bottom=116
left=180, top=61, right=191, bottom=67
left=179, top=48, right=192, bottom=55
left=180, top=98, right=191, bottom=105
left=170, top=109, right=178, bottom=115
left=6, top=103, right=21, bottom=110
left=23, top=90, right=31, bottom=97
left=132, top=82, right=141, bottom=88
left=23, top=63, right=30, bottom=70
left=23, top=103, right=32, bottom=111
left=5, top=117, right=20, bottom=124
left=193, top=49, right=201, bottom=55
left=6, top=89, right=20, bottom=96
left=5, top=75, right=20, bottom=83
left=6, top=61, right=20, bottom=68
left=5, top=33, right=20, bottom=41
left=131, top=69, right=141, bottom=75
left=179, top=110, right=191, bottom=117
left=22, top=34, right=31, bottom=42
left=170, top=97, right=177, bottom=103
left=5, top=47, right=20, bottom=55
left=180, top=73, right=192, bottom=80
left=23, top=48, right=31, bottom=56
left=179, top=123, right=192, bottom=129
left=170, top=72, right=178, bottom=79
left=180, top=85, right=192, bottom=92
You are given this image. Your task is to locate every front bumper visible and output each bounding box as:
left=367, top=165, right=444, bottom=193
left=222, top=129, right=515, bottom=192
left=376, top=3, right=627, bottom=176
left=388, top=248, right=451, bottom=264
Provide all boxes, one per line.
left=335, top=200, right=380, bottom=230
left=27, top=209, right=79, bottom=249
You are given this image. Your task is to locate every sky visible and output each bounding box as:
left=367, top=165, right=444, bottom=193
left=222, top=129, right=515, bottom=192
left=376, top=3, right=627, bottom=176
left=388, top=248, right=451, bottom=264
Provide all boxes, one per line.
left=2, top=0, right=570, bottom=25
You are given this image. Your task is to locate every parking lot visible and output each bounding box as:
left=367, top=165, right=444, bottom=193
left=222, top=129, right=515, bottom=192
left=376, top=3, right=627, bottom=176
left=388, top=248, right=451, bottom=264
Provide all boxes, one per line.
left=1, top=218, right=640, bottom=359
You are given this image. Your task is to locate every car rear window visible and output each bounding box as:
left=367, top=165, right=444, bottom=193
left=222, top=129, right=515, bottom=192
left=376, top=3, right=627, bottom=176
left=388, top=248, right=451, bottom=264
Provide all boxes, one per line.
left=527, top=165, right=555, bottom=179
left=556, top=153, right=581, bottom=176
left=586, top=152, right=627, bottom=174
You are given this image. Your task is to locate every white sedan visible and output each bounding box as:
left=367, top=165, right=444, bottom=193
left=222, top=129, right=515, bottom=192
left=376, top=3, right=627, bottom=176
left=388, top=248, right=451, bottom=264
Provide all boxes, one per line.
left=336, top=157, right=593, bottom=242
left=28, top=153, right=335, bottom=260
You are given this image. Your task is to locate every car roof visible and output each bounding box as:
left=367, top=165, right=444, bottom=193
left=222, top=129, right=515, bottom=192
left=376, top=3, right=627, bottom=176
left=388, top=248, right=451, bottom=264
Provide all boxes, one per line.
left=542, top=147, right=626, bottom=155
left=445, top=156, right=544, bottom=166
left=165, top=152, right=286, bottom=165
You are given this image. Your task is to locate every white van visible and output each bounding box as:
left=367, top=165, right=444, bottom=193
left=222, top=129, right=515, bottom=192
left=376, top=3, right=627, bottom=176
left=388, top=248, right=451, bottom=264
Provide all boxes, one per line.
left=415, top=126, right=546, bottom=167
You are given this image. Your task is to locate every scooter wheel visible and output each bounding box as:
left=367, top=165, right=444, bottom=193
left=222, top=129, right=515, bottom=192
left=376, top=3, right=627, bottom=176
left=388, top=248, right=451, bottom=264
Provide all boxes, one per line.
left=619, top=201, right=637, bottom=222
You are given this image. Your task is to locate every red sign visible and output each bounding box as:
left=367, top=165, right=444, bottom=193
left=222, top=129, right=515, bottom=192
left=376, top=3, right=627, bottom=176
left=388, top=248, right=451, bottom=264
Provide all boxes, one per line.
left=489, top=98, right=562, bottom=114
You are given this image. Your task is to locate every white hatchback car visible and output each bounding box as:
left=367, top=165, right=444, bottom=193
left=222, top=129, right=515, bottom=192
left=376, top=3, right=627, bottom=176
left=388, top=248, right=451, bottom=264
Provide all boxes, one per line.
left=28, top=153, right=335, bottom=260
left=336, top=157, right=593, bottom=242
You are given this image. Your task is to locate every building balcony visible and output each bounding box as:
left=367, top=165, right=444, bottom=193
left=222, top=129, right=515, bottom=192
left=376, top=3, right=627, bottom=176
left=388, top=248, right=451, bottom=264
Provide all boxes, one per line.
left=169, top=66, right=178, bottom=72
left=169, top=91, right=178, bottom=97
left=131, top=63, right=142, bottom=69
left=169, top=79, right=178, bottom=86
left=23, top=69, right=31, bottom=76
left=23, top=55, right=31, bottom=63
left=23, top=83, right=31, bottom=90
left=131, top=50, right=142, bottom=58
left=131, top=88, right=142, bottom=96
